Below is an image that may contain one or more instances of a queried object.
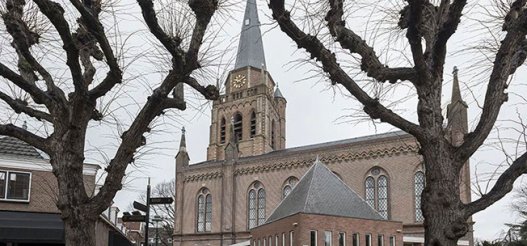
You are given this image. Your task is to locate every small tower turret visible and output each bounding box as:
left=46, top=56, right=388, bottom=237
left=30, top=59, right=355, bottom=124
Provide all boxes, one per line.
left=176, top=127, right=190, bottom=170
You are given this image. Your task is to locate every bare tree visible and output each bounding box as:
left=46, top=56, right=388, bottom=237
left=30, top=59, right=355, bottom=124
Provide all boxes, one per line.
left=0, top=0, right=220, bottom=245
left=268, top=0, right=527, bottom=245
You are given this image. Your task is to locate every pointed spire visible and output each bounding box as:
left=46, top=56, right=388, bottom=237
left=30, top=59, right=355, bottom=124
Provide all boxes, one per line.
left=179, top=127, right=187, bottom=152
left=451, top=66, right=462, bottom=104
left=234, top=0, right=266, bottom=69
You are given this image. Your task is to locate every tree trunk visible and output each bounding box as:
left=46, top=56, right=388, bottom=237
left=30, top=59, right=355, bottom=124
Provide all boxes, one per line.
left=421, top=142, right=469, bottom=246
left=64, top=212, right=97, bottom=246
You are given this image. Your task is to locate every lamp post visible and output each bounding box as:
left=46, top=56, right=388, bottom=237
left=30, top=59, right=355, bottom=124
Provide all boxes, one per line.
left=152, top=215, right=163, bottom=246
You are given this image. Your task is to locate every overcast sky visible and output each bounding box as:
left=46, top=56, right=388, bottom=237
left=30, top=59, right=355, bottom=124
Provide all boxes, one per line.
left=1, top=0, right=524, bottom=242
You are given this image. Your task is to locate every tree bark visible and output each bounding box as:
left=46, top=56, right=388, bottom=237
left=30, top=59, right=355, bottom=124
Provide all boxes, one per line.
left=421, top=142, right=469, bottom=246
left=63, top=211, right=97, bottom=246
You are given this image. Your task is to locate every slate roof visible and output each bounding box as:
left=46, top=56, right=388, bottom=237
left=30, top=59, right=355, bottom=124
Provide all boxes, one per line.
left=234, top=0, right=266, bottom=69
left=265, top=158, right=384, bottom=223
left=0, top=136, right=43, bottom=159
left=274, top=87, right=285, bottom=99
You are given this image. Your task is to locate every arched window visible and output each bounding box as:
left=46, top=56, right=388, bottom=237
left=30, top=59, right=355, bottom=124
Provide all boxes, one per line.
left=365, top=177, right=375, bottom=209
left=248, top=181, right=266, bottom=229
left=282, top=177, right=298, bottom=199
left=415, top=171, right=425, bottom=222
left=377, top=175, right=389, bottom=219
left=220, top=117, right=226, bottom=144
left=250, top=111, right=257, bottom=138
left=196, top=188, right=212, bottom=232
left=271, top=120, right=276, bottom=149
left=233, top=113, right=243, bottom=141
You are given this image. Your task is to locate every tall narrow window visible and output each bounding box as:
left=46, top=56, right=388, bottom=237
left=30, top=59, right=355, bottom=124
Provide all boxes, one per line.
left=352, top=234, right=359, bottom=246
left=415, top=171, right=425, bottom=222
left=365, top=177, right=375, bottom=209
left=325, top=231, right=332, bottom=246
left=338, top=232, right=345, bottom=246
left=282, top=233, right=286, bottom=246
left=233, top=113, right=243, bottom=141
left=196, top=188, right=212, bottom=232
left=0, top=171, right=6, bottom=199
left=377, top=175, right=389, bottom=219
left=310, top=231, right=318, bottom=246
left=290, top=231, right=294, bottom=246
left=250, top=111, right=257, bottom=138
left=377, top=235, right=384, bottom=246
left=276, top=235, right=279, bottom=246
left=220, top=117, right=226, bottom=144
left=271, top=120, right=276, bottom=149
left=389, top=236, right=395, bottom=246
left=269, top=236, right=272, bottom=246
left=248, top=182, right=266, bottom=229
left=365, top=234, right=371, bottom=246
left=282, top=177, right=298, bottom=199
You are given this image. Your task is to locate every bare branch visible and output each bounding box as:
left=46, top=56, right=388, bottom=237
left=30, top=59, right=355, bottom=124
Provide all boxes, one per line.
left=0, top=123, right=50, bottom=153
left=0, top=62, right=51, bottom=105
left=464, top=152, right=527, bottom=217
left=0, top=90, right=52, bottom=121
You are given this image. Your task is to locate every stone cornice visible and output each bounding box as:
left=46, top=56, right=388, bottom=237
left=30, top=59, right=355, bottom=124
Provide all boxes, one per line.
left=234, top=144, right=419, bottom=176
left=182, top=143, right=419, bottom=182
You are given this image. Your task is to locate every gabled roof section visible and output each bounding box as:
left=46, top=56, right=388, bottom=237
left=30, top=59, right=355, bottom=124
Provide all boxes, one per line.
left=0, top=136, right=43, bottom=159
left=266, top=158, right=383, bottom=223
left=234, top=0, right=266, bottom=69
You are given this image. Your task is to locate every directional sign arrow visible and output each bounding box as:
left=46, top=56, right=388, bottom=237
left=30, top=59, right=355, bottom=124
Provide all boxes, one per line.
left=133, top=201, right=148, bottom=212
left=149, top=197, right=174, bottom=205
left=122, top=215, right=147, bottom=222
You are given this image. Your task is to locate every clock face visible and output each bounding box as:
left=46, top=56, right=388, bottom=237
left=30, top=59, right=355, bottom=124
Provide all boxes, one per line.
left=232, top=74, right=247, bottom=89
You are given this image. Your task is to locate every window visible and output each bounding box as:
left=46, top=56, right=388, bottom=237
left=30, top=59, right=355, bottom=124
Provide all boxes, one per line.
left=415, top=171, right=425, bottom=222
left=259, top=240, right=261, bottom=246
left=389, top=236, right=395, bottom=246
left=377, top=235, right=384, bottom=246
left=248, top=182, right=266, bottom=229
left=310, top=231, right=318, bottom=246
left=196, top=188, right=212, bottom=232
left=276, top=235, right=279, bottom=246
left=0, top=171, right=31, bottom=201
left=338, top=232, right=345, bottom=246
left=325, top=231, right=332, bottom=246
left=365, top=234, right=371, bottom=246
left=282, top=233, right=286, bottom=246
left=352, top=233, right=359, bottom=246
left=282, top=177, right=298, bottom=199
left=233, top=113, right=243, bottom=141
left=250, top=112, right=257, bottom=138
left=271, top=120, right=276, bottom=149
left=0, top=171, right=5, bottom=199
left=290, top=231, right=294, bottom=246
left=365, top=168, right=390, bottom=219
left=377, top=176, right=389, bottom=219
left=269, top=236, right=272, bottom=246
left=365, top=177, right=375, bottom=209
left=220, top=117, right=226, bottom=144
left=264, top=238, right=266, bottom=246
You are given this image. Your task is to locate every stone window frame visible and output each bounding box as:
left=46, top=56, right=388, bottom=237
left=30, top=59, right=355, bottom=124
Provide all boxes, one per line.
left=248, top=181, right=266, bottom=229
left=250, top=111, right=257, bottom=138
left=196, top=187, right=212, bottom=232
left=233, top=112, right=243, bottom=141
left=310, top=230, right=318, bottom=246
left=0, top=169, right=32, bottom=203
left=363, top=166, right=391, bottom=219
left=281, top=176, right=298, bottom=199
left=219, top=117, right=226, bottom=144
left=414, top=171, right=426, bottom=222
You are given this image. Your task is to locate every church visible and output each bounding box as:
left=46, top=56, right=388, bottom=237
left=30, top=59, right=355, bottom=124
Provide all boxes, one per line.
left=172, top=0, right=473, bottom=246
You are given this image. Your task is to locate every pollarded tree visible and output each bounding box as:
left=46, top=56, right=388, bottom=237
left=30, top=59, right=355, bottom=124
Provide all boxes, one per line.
left=0, top=0, right=220, bottom=245
left=268, top=0, right=527, bottom=245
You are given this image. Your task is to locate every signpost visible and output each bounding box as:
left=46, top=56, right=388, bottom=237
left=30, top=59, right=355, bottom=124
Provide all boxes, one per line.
left=121, top=178, right=174, bottom=246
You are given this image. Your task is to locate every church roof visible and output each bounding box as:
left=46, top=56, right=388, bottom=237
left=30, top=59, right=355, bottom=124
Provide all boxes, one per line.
left=266, top=158, right=384, bottom=223
left=0, top=136, right=43, bottom=159
left=274, top=87, right=285, bottom=99
left=234, top=0, right=266, bottom=69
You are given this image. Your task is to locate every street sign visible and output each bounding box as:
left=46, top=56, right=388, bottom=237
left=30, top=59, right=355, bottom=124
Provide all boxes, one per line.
left=133, top=201, right=148, bottom=212
left=149, top=197, right=174, bottom=205
left=122, top=215, right=147, bottom=222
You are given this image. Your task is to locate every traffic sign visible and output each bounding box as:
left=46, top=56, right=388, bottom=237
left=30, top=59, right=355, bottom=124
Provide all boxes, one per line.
left=122, top=215, right=147, bottom=222
left=133, top=201, right=148, bottom=212
left=149, top=197, right=174, bottom=205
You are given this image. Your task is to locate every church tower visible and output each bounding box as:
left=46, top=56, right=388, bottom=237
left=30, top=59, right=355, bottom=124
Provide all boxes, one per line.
left=206, top=0, right=286, bottom=161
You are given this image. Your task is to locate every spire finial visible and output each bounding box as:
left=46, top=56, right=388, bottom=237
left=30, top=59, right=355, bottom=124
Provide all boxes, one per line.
left=451, top=66, right=462, bottom=103
left=234, top=0, right=266, bottom=69
left=179, top=126, right=187, bottom=152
